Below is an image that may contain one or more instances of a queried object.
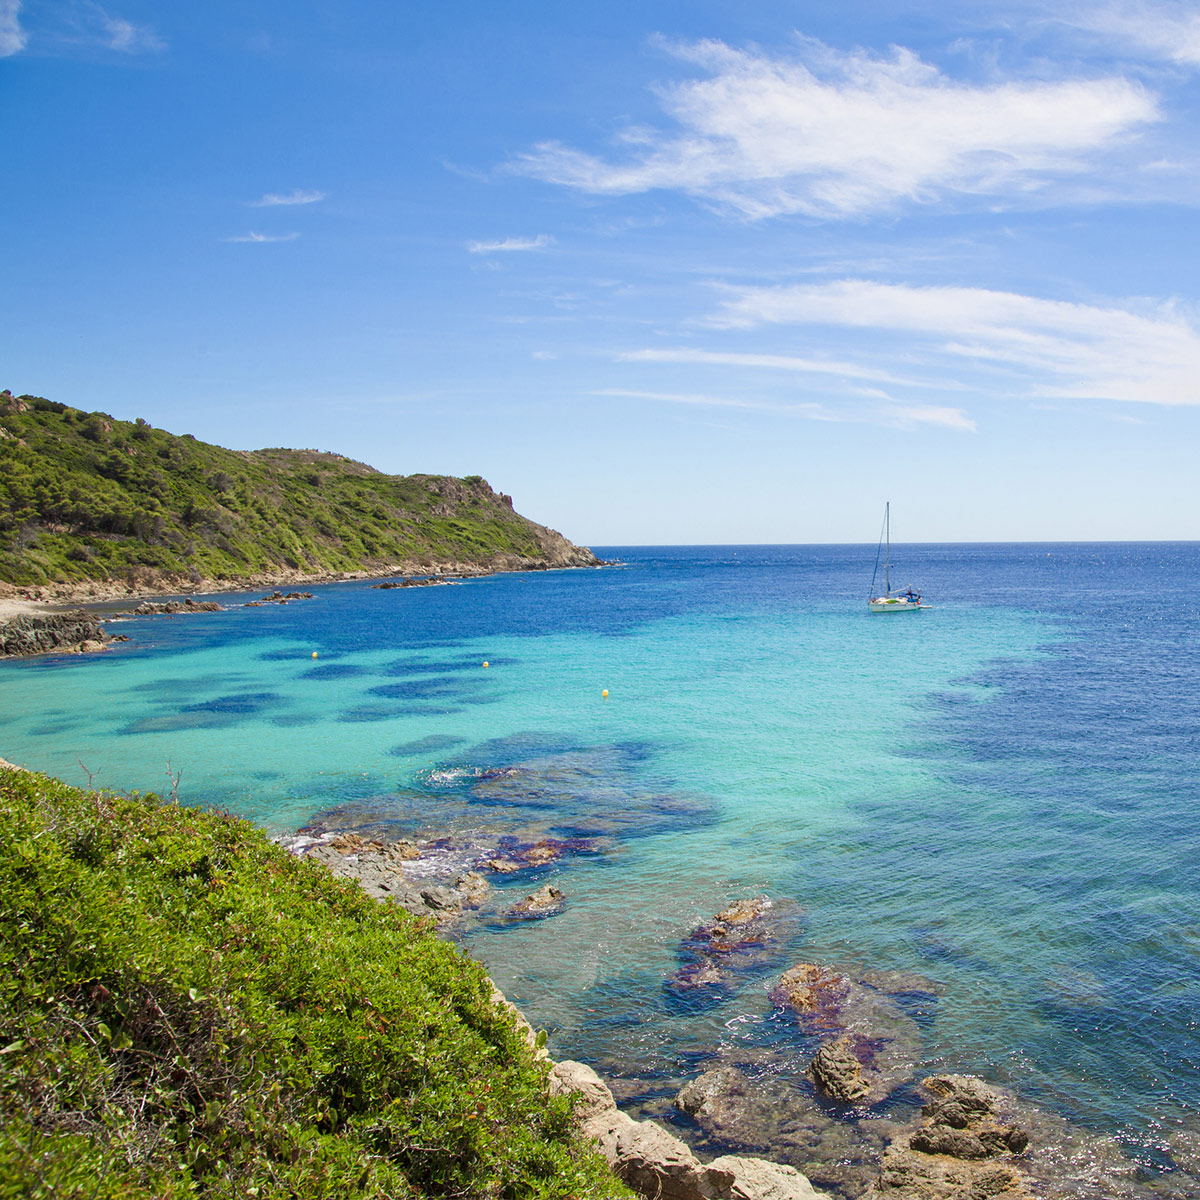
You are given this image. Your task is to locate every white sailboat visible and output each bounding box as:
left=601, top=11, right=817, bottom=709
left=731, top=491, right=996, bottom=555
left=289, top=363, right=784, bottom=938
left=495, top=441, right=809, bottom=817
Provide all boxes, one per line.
left=868, top=503, right=926, bottom=613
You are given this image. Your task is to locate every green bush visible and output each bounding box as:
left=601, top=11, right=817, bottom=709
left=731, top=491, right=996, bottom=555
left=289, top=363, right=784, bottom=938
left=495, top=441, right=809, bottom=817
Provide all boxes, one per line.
left=0, top=769, right=628, bottom=1199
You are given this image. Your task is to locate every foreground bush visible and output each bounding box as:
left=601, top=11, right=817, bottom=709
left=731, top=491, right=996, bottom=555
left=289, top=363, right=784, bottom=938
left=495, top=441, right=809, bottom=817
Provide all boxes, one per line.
left=0, top=768, right=628, bottom=1199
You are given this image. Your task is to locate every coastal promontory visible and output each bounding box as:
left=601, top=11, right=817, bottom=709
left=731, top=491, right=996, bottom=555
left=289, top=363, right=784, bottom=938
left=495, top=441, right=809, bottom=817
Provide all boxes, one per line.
left=0, top=390, right=598, bottom=602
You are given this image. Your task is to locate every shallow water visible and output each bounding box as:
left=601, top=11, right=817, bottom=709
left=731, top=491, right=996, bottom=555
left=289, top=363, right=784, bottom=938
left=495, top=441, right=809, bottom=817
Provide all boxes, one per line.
left=3, top=544, right=1198, bottom=1191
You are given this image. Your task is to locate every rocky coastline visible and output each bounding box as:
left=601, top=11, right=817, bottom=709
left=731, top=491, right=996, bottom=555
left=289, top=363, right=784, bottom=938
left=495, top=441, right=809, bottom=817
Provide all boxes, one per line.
left=0, top=555, right=613, bottom=658
left=288, top=823, right=1175, bottom=1200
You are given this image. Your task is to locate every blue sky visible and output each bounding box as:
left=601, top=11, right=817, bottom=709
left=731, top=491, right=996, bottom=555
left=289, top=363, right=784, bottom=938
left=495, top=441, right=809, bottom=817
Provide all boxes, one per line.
left=4, top=1, right=1200, bottom=542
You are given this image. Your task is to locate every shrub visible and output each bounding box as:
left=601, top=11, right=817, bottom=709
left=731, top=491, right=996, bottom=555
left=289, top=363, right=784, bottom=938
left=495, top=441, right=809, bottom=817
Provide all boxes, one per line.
left=0, top=769, right=627, bottom=1200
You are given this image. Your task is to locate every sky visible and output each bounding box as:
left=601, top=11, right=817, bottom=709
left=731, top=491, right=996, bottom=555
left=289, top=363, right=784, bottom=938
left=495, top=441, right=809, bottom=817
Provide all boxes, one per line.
left=3, top=0, right=1200, bottom=543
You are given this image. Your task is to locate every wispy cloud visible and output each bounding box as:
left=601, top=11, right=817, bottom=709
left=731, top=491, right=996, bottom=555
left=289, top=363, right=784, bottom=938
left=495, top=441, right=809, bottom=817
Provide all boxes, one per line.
left=620, top=347, right=911, bottom=385
left=225, top=231, right=300, bottom=244
left=467, top=234, right=555, bottom=254
left=887, top=404, right=977, bottom=432
left=99, top=9, right=163, bottom=53
left=249, top=188, right=327, bottom=207
left=0, top=0, right=24, bottom=56
left=1056, top=2, right=1200, bottom=67
left=595, top=387, right=779, bottom=411
left=515, top=37, right=1158, bottom=219
left=715, top=280, right=1200, bottom=405
left=594, top=387, right=976, bottom=431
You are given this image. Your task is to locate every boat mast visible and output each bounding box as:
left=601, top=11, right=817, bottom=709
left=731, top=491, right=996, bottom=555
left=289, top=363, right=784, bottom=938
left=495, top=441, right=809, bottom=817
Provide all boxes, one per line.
left=884, top=502, right=891, bottom=597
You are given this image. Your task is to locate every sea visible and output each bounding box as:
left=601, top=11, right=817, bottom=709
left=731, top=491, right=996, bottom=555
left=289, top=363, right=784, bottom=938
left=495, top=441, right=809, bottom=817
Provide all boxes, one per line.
left=2, top=543, right=1198, bottom=1195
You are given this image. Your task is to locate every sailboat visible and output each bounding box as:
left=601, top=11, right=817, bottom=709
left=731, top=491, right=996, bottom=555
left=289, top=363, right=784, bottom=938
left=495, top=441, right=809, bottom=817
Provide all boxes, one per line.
left=868, top=503, right=926, bottom=613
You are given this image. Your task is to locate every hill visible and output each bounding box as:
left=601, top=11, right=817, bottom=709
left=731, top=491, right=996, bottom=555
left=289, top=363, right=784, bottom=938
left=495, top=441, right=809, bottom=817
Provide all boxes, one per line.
left=0, top=762, right=629, bottom=1199
left=0, top=392, right=597, bottom=595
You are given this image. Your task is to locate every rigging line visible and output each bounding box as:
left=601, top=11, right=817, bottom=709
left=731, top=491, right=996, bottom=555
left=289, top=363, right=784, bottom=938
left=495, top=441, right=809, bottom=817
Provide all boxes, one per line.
left=869, top=504, right=887, bottom=599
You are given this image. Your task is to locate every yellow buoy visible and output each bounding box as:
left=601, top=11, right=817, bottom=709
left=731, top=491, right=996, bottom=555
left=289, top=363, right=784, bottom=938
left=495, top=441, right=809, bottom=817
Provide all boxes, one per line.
left=312, top=651, right=318, bottom=659
left=483, top=661, right=489, bottom=669
left=602, top=689, right=609, bottom=699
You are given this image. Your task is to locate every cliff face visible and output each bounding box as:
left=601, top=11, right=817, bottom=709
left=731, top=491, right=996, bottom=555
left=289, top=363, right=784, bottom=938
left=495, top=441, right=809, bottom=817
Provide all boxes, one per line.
left=0, top=391, right=599, bottom=591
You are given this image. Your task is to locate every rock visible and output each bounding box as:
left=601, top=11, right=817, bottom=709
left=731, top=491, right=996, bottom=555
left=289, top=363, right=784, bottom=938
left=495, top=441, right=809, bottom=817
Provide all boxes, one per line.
left=772, top=962, right=921, bottom=1105
left=129, top=598, right=223, bottom=615
left=0, top=610, right=109, bottom=657
left=419, top=885, right=462, bottom=912
left=667, top=897, right=803, bottom=999
left=550, top=1060, right=831, bottom=1200
left=708, top=1155, right=828, bottom=1200
left=805, top=1036, right=871, bottom=1105
left=676, top=1067, right=751, bottom=1118
left=509, top=884, right=564, bottom=916
left=455, top=872, right=489, bottom=906
left=485, top=857, right=522, bottom=873
left=870, top=1075, right=1033, bottom=1200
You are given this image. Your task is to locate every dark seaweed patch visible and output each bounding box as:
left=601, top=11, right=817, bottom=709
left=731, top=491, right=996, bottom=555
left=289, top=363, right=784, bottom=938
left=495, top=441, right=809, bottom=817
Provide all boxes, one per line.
left=369, top=677, right=479, bottom=701
left=303, top=663, right=366, bottom=680
left=181, top=691, right=281, bottom=716
left=388, top=734, right=467, bottom=757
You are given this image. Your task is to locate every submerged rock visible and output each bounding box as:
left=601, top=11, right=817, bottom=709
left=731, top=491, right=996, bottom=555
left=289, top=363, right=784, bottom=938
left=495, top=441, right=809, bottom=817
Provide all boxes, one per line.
left=667, top=897, right=803, bottom=1000
left=773, top=962, right=922, bottom=1106
left=508, top=884, right=565, bottom=917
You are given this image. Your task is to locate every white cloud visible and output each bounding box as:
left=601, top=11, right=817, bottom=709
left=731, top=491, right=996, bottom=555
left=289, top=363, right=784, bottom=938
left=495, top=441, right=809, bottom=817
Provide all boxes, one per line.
left=515, top=37, right=1158, bottom=218
left=620, top=346, right=911, bottom=385
left=250, top=189, right=327, bottom=207
left=100, top=11, right=163, bottom=53
left=0, top=0, right=26, bottom=56
left=225, top=231, right=300, bottom=244
left=1057, top=2, right=1200, bottom=66
left=594, top=387, right=976, bottom=431
left=887, top=404, right=978, bottom=432
left=467, top=234, right=555, bottom=253
left=595, top=387, right=777, bottom=411
left=715, top=280, right=1200, bottom=405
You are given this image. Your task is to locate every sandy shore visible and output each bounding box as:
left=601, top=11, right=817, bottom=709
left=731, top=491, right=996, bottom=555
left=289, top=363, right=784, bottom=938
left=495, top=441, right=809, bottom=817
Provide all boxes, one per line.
left=0, top=596, right=61, bottom=622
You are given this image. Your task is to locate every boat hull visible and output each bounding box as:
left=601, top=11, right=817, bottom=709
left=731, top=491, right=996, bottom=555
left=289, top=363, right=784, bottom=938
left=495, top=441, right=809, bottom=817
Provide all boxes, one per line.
left=868, top=598, right=925, bottom=613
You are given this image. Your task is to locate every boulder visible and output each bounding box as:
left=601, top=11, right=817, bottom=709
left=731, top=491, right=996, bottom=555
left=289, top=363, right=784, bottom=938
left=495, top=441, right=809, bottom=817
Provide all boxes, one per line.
left=454, top=872, right=490, bottom=907
left=708, top=1156, right=828, bottom=1200
left=551, top=1060, right=830, bottom=1200
left=869, top=1075, right=1033, bottom=1200
left=676, top=1066, right=751, bottom=1119
left=805, top=1036, right=871, bottom=1105
left=508, top=884, right=564, bottom=916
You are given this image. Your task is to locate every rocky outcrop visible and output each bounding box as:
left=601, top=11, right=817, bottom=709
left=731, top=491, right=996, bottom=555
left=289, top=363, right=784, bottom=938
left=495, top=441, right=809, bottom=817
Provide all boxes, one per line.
left=244, top=591, right=314, bottom=606
left=0, top=610, right=109, bottom=657
left=550, top=1060, right=829, bottom=1200
left=127, top=598, right=224, bottom=615
left=772, top=963, right=922, bottom=1106
left=508, top=884, right=565, bottom=917
left=870, top=1075, right=1032, bottom=1199
left=667, top=897, right=803, bottom=999
left=299, top=833, right=479, bottom=921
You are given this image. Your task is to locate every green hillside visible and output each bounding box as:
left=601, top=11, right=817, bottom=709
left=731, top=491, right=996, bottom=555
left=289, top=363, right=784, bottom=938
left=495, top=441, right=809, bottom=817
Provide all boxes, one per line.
left=0, top=392, right=595, bottom=591
left=0, top=765, right=628, bottom=1199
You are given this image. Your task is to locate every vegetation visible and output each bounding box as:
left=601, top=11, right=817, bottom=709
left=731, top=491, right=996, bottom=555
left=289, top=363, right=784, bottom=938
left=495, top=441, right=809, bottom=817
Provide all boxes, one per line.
left=0, top=766, right=628, bottom=1199
left=0, top=392, right=588, bottom=589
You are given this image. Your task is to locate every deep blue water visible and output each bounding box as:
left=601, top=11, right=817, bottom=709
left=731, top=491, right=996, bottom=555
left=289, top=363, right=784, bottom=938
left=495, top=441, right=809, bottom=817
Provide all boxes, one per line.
left=3, top=542, right=1199, bottom=1190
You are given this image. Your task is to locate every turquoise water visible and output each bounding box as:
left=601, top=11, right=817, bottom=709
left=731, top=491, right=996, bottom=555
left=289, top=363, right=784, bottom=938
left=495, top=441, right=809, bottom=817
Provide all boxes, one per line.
left=3, top=544, right=1198, bottom=1189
